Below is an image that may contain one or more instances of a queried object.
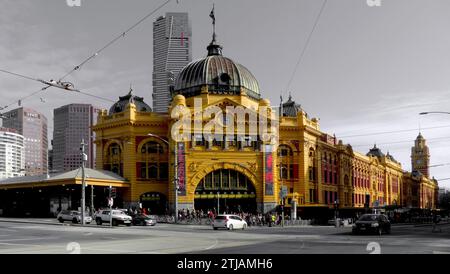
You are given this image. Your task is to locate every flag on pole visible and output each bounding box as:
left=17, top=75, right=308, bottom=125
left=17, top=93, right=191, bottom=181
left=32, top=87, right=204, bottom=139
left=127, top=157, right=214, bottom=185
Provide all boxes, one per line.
left=209, top=5, right=215, bottom=24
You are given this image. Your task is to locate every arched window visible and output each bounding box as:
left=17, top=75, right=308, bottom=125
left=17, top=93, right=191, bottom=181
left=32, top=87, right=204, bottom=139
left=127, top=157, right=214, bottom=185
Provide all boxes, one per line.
left=308, top=148, right=316, bottom=182
left=104, top=143, right=123, bottom=176
left=278, top=145, right=294, bottom=180
left=138, top=141, right=168, bottom=180
left=141, top=141, right=164, bottom=154
left=197, top=169, right=255, bottom=192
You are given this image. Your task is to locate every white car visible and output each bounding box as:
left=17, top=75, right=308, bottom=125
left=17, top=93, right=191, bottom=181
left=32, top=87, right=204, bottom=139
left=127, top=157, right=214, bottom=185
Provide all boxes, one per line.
left=57, top=210, right=92, bottom=224
left=213, top=214, right=247, bottom=230
left=95, top=209, right=132, bottom=226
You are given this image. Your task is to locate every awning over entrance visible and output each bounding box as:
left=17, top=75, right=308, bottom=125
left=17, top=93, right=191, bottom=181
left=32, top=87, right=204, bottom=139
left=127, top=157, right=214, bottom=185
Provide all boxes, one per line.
left=0, top=168, right=130, bottom=189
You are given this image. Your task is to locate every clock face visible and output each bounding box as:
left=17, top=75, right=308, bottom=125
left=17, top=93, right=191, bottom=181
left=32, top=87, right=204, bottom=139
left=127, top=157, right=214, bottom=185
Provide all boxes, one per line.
left=416, top=159, right=422, bottom=165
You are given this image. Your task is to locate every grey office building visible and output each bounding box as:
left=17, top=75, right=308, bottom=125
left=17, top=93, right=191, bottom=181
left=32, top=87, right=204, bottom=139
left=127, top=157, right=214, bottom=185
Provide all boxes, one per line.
left=152, top=12, right=192, bottom=113
left=1, top=107, right=48, bottom=176
left=52, top=104, right=99, bottom=172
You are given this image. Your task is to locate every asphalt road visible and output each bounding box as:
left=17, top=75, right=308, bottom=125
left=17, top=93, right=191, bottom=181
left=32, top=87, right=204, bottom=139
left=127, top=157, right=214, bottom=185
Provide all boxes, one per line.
left=0, top=219, right=449, bottom=254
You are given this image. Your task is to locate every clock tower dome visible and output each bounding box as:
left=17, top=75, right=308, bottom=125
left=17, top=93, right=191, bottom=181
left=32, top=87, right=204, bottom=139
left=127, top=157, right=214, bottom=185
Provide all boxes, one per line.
left=411, top=133, right=430, bottom=178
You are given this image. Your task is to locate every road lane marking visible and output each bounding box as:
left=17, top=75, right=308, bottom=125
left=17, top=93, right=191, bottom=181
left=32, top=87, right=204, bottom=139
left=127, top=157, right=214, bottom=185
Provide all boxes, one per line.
left=204, top=239, right=219, bottom=250
left=0, top=236, right=60, bottom=242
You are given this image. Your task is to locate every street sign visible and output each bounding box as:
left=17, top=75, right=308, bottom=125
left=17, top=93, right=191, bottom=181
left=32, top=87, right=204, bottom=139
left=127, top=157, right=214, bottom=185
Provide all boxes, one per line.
left=108, top=197, right=113, bottom=207
left=280, top=186, right=288, bottom=199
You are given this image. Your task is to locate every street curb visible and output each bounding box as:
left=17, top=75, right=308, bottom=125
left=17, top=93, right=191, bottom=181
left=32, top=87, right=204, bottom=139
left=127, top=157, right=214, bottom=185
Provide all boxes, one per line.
left=0, top=219, right=118, bottom=229
left=0, top=219, right=68, bottom=226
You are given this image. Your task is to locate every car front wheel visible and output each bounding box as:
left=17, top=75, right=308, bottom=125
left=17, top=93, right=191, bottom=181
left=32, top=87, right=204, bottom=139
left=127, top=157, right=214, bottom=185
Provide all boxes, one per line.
left=58, top=217, right=64, bottom=223
left=242, top=224, right=247, bottom=230
left=228, top=224, right=233, bottom=231
left=96, top=218, right=102, bottom=225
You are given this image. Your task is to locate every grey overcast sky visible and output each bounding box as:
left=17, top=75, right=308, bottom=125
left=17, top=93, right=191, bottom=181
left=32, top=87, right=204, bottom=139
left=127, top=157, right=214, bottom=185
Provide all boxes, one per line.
left=0, top=0, right=449, bottom=187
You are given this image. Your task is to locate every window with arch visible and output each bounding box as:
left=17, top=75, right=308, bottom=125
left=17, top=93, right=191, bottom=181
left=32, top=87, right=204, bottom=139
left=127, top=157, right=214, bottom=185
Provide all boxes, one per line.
left=196, top=169, right=255, bottom=192
left=138, top=141, right=168, bottom=180
left=278, top=145, right=294, bottom=180
left=104, top=143, right=123, bottom=176
left=308, top=148, right=316, bottom=182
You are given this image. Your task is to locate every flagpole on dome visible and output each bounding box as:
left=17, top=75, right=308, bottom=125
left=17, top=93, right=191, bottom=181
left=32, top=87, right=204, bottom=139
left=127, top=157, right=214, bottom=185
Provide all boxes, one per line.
left=207, top=4, right=222, bottom=56
left=210, top=4, right=216, bottom=43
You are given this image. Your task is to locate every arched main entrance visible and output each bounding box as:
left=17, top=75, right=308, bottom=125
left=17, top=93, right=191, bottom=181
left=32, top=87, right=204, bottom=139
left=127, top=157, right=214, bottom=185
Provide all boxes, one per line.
left=140, top=192, right=167, bottom=215
left=194, top=169, right=256, bottom=213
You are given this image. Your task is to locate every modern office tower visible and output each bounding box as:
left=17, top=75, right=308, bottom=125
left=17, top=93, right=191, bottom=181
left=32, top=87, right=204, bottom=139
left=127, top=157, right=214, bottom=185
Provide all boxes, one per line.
left=152, top=12, right=192, bottom=113
left=1, top=108, right=48, bottom=176
left=52, top=104, right=99, bottom=172
left=0, top=127, right=25, bottom=180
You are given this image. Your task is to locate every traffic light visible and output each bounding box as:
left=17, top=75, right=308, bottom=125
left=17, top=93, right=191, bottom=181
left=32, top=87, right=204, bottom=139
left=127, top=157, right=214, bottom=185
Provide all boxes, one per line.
left=110, top=187, right=117, bottom=198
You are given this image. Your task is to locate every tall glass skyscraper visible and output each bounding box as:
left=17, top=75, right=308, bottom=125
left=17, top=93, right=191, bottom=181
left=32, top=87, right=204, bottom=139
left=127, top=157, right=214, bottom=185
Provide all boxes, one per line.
left=152, top=12, right=192, bottom=113
left=2, top=107, right=48, bottom=176
left=52, top=104, right=99, bottom=172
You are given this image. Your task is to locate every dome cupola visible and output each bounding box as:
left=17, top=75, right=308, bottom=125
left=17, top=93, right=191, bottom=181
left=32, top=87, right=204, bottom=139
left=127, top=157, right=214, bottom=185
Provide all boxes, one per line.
left=173, top=8, right=260, bottom=100
left=109, top=88, right=152, bottom=115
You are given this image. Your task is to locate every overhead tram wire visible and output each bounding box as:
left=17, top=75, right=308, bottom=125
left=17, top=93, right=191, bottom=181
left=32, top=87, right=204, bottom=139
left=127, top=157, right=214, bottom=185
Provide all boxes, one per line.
left=58, top=0, right=173, bottom=82
left=1, top=0, right=174, bottom=110
left=0, top=68, right=39, bottom=82
left=336, top=124, right=450, bottom=139
left=350, top=136, right=450, bottom=148
left=284, top=0, right=328, bottom=94
left=0, top=68, right=114, bottom=108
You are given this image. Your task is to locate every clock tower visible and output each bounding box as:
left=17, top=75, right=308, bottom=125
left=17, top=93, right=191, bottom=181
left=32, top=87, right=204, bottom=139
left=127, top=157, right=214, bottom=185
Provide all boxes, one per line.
left=411, top=133, right=430, bottom=178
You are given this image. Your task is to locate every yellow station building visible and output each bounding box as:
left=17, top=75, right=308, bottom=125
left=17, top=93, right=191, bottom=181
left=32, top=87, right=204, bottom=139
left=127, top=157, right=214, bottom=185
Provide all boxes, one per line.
left=0, top=27, right=439, bottom=218
left=91, top=38, right=438, bottom=217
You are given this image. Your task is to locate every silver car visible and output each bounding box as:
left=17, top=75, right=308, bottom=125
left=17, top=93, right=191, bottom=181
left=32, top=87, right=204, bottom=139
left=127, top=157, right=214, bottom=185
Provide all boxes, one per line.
left=57, top=210, right=92, bottom=224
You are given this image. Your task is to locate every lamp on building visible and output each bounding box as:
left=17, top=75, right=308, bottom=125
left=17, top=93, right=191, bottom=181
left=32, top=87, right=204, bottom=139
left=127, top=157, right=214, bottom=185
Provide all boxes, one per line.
left=147, top=133, right=179, bottom=224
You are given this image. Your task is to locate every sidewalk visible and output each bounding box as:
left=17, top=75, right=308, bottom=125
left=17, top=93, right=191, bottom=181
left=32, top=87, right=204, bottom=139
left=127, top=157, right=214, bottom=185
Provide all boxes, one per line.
left=0, top=217, right=65, bottom=226
left=0, top=217, right=114, bottom=228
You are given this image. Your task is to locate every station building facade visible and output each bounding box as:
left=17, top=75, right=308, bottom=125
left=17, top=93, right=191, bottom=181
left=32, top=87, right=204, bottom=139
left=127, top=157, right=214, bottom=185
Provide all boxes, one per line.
left=92, top=39, right=439, bottom=217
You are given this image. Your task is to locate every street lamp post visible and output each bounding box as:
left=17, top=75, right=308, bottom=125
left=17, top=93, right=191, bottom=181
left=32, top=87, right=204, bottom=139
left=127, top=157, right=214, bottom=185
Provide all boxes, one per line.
left=80, top=139, right=87, bottom=226
left=147, top=133, right=178, bottom=223
left=279, top=150, right=285, bottom=227
left=334, top=199, right=339, bottom=228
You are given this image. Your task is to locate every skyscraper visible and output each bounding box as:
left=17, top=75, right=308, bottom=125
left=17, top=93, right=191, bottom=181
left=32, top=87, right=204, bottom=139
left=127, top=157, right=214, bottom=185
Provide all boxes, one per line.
left=152, top=12, right=192, bottom=113
left=52, top=104, right=99, bottom=172
left=411, top=132, right=430, bottom=178
left=0, top=127, right=25, bottom=180
left=1, top=107, right=48, bottom=176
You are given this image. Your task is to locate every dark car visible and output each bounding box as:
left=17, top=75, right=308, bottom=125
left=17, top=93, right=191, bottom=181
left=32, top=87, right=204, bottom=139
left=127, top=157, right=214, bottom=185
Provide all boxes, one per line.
left=132, top=214, right=157, bottom=226
left=352, top=214, right=391, bottom=235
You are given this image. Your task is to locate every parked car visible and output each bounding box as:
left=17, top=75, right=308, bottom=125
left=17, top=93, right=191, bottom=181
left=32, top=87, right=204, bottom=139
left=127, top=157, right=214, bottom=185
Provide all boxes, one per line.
left=328, top=218, right=344, bottom=226
left=132, top=214, right=157, bottom=226
left=95, top=209, right=132, bottom=226
left=352, top=214, right=391, bottom=235
left=213, top=214, right=247, bottom=230
left=57, top=210, right=92, bottom=224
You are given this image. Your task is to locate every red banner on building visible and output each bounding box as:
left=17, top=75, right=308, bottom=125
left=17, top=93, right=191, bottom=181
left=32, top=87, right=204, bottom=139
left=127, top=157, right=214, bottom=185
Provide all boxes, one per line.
left=265, top=144, right=274, bottom=195
left=177, top=142, right=186, bottom=196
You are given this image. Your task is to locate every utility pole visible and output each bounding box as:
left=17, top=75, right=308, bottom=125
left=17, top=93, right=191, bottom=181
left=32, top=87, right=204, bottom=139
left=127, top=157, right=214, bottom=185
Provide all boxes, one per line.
left=91, top=185, right=94, bottom=217
left=109, top=185, right=113, bottom=228
left=280, top=151, right=284, bottom=227
left=80, top=139, right=87, bottom=226
left=174, top=141, right=178, bottom=223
